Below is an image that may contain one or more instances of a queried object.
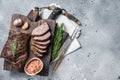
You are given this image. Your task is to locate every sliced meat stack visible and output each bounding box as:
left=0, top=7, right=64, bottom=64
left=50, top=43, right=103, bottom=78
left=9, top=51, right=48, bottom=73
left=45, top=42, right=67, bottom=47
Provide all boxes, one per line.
left=31, top=22, right=51, bottom=57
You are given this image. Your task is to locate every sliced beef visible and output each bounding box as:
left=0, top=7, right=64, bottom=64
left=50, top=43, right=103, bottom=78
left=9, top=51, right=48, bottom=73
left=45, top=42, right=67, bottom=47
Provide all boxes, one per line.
left=31, top=48, right=43, bottom=57
left=17, top=44, right=25, bottom=50
left=31, top=46, right=43, bottom=57
left=1, top=31, right=29, bottom=62
left=32, top=39, right=50, bottom=46
left=11, top=52, right=28, bottom=71
left=31, top=22, right=49, bottom=36
left=31, top=46, right=47, bottom=54
left=33, top=32, right=51, bottom=41
left=15, top=52, right=27, bottom=63
left=31, top=43, right=47, bottom=49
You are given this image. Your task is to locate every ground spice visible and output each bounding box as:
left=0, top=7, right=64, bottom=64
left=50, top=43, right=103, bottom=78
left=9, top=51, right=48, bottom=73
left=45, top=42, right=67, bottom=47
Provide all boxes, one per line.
left=26, top=59, right=42, bottom=74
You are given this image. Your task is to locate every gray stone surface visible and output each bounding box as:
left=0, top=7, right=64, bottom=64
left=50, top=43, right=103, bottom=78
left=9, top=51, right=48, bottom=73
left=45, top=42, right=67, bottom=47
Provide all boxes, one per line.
left=0, top=0, right=120, bottom=80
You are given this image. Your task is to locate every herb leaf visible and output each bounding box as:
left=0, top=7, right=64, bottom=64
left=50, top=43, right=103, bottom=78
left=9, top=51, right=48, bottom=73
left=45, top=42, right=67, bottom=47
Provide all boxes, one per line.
left=12, top=40, right=18, bottom=57
left=52, top=23, right=64, bottom=60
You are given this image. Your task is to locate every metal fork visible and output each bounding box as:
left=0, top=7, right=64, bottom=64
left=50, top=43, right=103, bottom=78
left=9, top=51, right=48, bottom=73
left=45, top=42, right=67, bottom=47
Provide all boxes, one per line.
left=52, top=25, right=80, bottom=72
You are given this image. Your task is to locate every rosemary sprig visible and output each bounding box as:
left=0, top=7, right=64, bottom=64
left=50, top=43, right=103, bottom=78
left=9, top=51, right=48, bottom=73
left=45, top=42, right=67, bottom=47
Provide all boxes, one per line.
left=52, top=23, right=64, bottom=60
left=12, top=39, right=18, bottom=57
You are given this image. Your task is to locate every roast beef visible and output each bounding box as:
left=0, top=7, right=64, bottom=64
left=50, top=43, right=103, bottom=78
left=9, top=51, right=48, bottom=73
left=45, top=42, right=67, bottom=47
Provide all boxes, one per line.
left=31, top=22, right=49, bottom=36
left=31, top=39, right=50, bottom=46
left=33, top=32, right=51, bottom=41
left=31, top=47, right=43, bottom=57
left=31, top=43, right=47, bottom=49
left=31, top=46, right=47, bottom=54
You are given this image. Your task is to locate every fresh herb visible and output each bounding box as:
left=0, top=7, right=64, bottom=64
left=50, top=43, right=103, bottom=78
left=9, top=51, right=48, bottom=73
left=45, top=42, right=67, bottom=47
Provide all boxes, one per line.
left=52, top=23, right=64, bottom=60
left=12, top=39, right=18, bottom=57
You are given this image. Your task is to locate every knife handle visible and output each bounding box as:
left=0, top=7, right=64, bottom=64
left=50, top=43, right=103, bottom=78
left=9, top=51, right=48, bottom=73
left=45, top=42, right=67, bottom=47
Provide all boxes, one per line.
left=52, top=49, right=66, bottom=72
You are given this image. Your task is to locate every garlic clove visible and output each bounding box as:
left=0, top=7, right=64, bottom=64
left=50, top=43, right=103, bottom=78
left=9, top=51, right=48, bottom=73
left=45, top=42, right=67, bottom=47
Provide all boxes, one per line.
left=13, top=18, right=22, bottom=27
left=22, top=22, right=29, bottom=30
left=17, top=18, right=22, bottom=23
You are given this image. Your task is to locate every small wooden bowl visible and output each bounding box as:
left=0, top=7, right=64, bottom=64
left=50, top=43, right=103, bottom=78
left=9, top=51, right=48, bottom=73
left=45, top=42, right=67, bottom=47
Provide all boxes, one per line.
left=24, top=58, right=43, bottom=76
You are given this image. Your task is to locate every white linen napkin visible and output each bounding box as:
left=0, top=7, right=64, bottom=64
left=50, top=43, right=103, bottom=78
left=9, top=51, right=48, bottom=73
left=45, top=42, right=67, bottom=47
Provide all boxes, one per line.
left=41, top=5, right=81, bottom=55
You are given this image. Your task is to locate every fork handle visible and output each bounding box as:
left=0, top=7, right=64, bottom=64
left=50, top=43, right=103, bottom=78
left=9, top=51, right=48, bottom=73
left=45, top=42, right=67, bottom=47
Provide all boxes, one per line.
left=52, top=49, right=66, bottom=72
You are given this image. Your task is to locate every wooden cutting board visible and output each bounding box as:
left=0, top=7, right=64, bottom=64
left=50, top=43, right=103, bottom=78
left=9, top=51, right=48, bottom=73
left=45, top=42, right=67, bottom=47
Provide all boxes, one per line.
left=3, top=9, right=69, bottom=76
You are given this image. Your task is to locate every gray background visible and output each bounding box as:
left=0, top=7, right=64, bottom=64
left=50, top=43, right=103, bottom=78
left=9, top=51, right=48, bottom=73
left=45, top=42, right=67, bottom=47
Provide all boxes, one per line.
left=0, top=0, right=120, bottom=80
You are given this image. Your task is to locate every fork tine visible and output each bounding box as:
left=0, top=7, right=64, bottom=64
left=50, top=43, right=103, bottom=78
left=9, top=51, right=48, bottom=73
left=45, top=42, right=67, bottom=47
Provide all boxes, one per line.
left=71, top=26, right=78, bottom=39
left=71, top=26, right=79, bottom=40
